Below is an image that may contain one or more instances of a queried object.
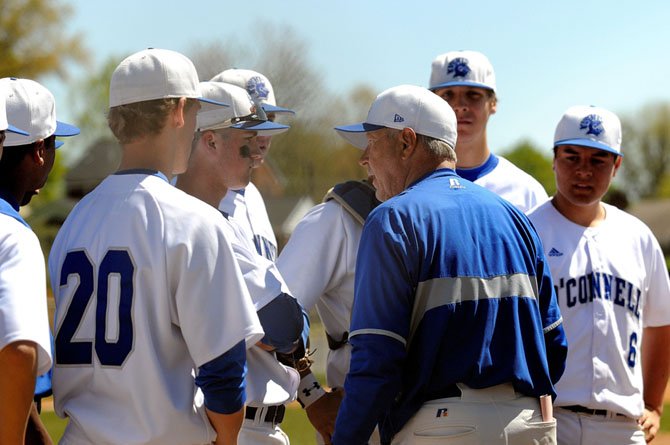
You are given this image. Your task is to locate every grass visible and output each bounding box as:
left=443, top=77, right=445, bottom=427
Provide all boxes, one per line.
left=662, top=403, right=670, bottom=433
left=40, top=400, right=319, bottom=444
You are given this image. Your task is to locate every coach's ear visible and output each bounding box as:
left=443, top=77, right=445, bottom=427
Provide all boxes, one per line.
left=399, top=127, right=418, bottom=160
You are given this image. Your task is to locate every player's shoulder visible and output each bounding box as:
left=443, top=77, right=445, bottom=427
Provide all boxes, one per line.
left=495, top=156, right=547, bottom=192
left=527, top=199, right=556, bottom=222
left=0, top=213, right=41, bottom=255
left=0, top=213, right=40, bottom=249
left=244, top=181, right=262, bottom=199
left=603, top=203, right=655, bottom=236
left=293, top=200, right=354, bottom=233
left=495, top=156, right=540, bottom=179
left=95, top=174, right=224, bottom=232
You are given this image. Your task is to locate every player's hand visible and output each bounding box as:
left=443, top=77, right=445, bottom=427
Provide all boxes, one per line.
left=638, top=407, right=661, bottom=443
left=305, top=387, right=344, bottom=445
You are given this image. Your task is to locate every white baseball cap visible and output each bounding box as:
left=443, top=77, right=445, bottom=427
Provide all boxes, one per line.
left=109, top=48, right=226, bottom=108
left=429, top=50, right=496, bottom=93
left=334, top=84, right=457, bottom=150
left=0, top=87, right=28, bottom=136
left=554, top=105, right=623, bottom=157
left=1, top=77, right=79, bottom=148
left=197, top=82, right=289, bottom=136
left=210, top=69, right=295, bottom=114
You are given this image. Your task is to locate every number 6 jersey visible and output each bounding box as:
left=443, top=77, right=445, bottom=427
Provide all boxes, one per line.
left=49, top=172, right=263, bottom=445
left=528, top=200, right=670, bottom=418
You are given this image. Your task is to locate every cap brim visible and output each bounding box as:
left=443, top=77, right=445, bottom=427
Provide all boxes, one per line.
left=334, top=123, right=386, bottom=149
left=429, top=81, right=494, bottom=92
left=55, top=121, right=81, bottom=137
left=231, top=120, right=290, bottom=136
left=261, top=103, right=295, bottom=115
left=554, top=138, right=623, bottom=157
left=198, top=97, right=230, bottom=107
left=6, top=124, right=28, bottom=136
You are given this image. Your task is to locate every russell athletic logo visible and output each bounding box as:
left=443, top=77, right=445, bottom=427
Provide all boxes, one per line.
left=548, top=248, right=563, bottom=257
left=447, top=58, right=471, bottom=78
left=449, top=178, right=465, bottom=189
left=246, top=76, right=270, bottom=101
left=580, top=114, right=604, bottom=137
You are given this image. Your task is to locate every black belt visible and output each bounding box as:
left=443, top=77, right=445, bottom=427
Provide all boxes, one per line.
left=245, top=405, right=285, bottom=425
left=562, top=405, right=627, bottom=418
left=438, top=384, right=462, bottom=399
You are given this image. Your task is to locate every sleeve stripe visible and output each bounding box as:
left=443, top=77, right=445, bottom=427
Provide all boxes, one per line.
left=543, top=316, right=563, bottom=334
left=349, top=328, right=407, bottom=346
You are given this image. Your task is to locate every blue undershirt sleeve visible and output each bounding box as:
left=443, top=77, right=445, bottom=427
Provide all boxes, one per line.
left=257, top=293, right=306, bottom=354
left=195, top=340, right=247, bottom=414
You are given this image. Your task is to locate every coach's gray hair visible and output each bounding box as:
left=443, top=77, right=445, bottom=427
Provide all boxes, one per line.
left=417, top=134, right=457, bottom=162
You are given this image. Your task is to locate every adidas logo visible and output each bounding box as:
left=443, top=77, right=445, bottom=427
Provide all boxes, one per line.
left=548, top=248, right=563, bottom=257
left=393, top=113, right=404, bottom=123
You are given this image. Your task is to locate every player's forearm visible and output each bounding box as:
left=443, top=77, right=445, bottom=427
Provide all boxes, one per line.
left=0, top=341, right=38, bottom=444
left=642, top=325, right=670, bottom=412
left=206, top=407, right=243, bottom=445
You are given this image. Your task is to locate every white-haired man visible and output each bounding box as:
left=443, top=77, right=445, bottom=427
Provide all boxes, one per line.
left=332, top=85, right=566, bottom=444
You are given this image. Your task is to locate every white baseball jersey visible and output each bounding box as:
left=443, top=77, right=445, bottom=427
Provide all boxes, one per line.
left=49, top=173, right=263, bottom=445
left=0, top=210, right=52, bottom=376
left=220, top=217, right=299, bottom=406
left=528, top=201, right=670, bottom=418
left=277, top=200, right=360, bottom=388
left=458, top=155, right=548, bottom=213
left=220, top=182, right=277, bottom=261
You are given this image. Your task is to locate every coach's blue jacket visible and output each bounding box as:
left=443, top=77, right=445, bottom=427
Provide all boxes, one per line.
left=333, top=169, right=567, bottom=444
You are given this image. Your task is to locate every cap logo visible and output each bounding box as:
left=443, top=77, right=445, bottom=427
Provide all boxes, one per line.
left=447, top=58, right=471, bottom=78
left=579, top=114, right=604, bottom=137
left=393, top=113, right=405, bottom=123
left=246, top=76, right=270, bottom=101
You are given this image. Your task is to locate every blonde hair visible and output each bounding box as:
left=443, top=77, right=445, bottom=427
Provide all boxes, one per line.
left=108, top=98, right=198, bottom=144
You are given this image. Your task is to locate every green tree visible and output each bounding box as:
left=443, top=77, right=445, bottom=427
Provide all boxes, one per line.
left=501, top=139, right=556, bottom=195
left=1, top=0, right=89, bottom=253
left=620, top=103, right=670, bottom=199
left=0, top=0, right=88, bottom=79
left=185, top=24, right=374, bottom=201
left=66, top=56, right=118, bottom=160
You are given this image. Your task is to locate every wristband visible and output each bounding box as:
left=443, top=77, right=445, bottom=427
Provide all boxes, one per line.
left=297, top=372, right=326, bottom=408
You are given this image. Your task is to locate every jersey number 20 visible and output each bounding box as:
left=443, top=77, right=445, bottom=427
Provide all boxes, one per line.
left=55, top=250, right=134, bottom=366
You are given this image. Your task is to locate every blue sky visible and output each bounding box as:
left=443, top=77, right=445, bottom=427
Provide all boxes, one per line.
left=45, top=0, right=670, bottom=158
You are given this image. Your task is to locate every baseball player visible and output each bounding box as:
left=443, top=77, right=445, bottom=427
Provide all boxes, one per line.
left=528, top=105, right=670, bottom=444
left=0, top=77, right=79, bottom=444
left=331, top=85, right=567, bottom=444
left=176, top=80, right=307, bottom=445
left=276, top=179, right=380, bottom=443
left=210, top=69, right=295, bottom=261
left=429, top=50, right=548, bottom=212
left=49, top=49, right=263, bottom=445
